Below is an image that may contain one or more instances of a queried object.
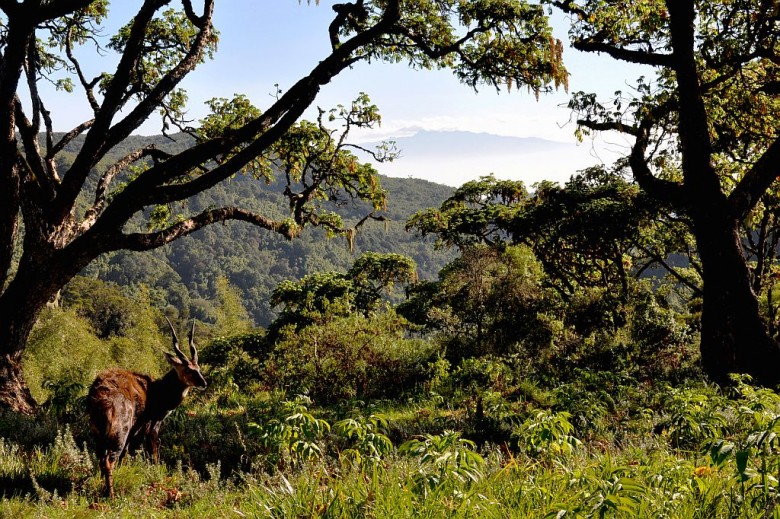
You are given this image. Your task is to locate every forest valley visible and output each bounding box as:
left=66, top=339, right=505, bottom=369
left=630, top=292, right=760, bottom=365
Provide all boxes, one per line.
left=4, top=0, right=780, bottom=516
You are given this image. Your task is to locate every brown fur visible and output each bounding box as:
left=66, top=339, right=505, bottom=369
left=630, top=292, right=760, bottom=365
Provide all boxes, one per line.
left=88, top=342, right=206, bottom=498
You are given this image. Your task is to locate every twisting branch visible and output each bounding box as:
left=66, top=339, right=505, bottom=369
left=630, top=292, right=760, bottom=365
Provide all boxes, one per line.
left=635, top=243, right=703, bottom=296
left=112, top=207, right=293, bottom=252
left=48, top=119, right=95, bottom=160
left=80, top=145, right=173, bottom=234
left=64, top=23, right=101, bottom=114
left=23, top=34, right=41, bottom=134
left=629, top=118, right=686, bottom=206
left=330, top=1, right=369, bottom=49
left=20, top=31, right=60, bottom=188
left=56, top=0, right=173, bottom=217
left=395, top=24, right=489, bottom=61
left=572, top=38, right=673, bottom=67
left=728, top=135, right=780, bottom=221
left=575, top=119, right=640, bottom=137
left=104, top=0, right=216, bottom=148
left=97, top=0, right=403, bottom=229
left=13, top=97, right=54, bottom=201
left=182, top=0, right=207, bottom=28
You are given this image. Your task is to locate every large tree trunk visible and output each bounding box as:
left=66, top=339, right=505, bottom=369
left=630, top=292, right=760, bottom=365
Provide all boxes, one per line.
left=0, top=352, right=36, bottom=415
left=695, top=210, right=780, bottom=386
left=0, top=250, right=81, bottom=414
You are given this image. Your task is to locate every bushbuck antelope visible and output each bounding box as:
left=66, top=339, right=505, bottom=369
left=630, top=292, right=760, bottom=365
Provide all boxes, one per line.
left=87, top=318, right=207, bottom=498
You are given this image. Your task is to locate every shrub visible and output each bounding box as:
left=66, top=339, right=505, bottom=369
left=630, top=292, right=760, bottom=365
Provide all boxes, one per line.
left=265, top=312, right=440, bottom=403
left=200, top=332, right=268, bottom=390
left=23, top=308, right=106, bottom=404
left=398, top=430, right=485, bottom=497
left=513, top=409, right=581, bottom=458
left=24, top=305, right=167, bottom=406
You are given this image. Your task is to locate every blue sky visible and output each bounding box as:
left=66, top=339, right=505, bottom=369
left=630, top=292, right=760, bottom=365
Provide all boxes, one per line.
left=43, top=1, right=649, bottom=186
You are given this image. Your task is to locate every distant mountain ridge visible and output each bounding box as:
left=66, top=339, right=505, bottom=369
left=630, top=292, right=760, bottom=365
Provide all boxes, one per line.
left=361, top=130, right=594, bottom=187
left=375, top=130, right=571, bottom=156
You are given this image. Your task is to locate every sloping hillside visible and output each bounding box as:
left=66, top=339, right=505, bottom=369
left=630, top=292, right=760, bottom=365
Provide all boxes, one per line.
left=69, top=134, right=455, bottom=326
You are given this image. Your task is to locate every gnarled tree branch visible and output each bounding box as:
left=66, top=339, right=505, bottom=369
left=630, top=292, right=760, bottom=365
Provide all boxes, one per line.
left=572, top=39, right=673, bottom=67
left=729, top=135, right=780, bottom=221
left=111, top=207, right=292, bottom=252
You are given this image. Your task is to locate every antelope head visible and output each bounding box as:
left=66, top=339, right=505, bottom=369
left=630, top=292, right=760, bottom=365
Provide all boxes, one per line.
left=164, top=317, right=207, bottom=389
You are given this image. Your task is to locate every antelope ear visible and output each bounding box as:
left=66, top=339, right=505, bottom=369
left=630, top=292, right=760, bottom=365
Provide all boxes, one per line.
left=164, top=352, right=184, bottom=366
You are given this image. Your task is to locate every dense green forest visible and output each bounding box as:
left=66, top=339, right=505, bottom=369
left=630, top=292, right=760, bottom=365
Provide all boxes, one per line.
left=6, top=0, right=780, bottom=517
left=65, top=133, right=456, bottom=326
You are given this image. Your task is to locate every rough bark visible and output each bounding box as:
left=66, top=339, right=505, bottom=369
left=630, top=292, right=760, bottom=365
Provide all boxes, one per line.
left=667, top=1, right=780, bottom=385
left=0, top=261, right=67, bottom=413
left=694, top=207, right=780, bottom=385
left=0, top=353, right=35, bottom=415
left=552, top=0, right=780, bottom=385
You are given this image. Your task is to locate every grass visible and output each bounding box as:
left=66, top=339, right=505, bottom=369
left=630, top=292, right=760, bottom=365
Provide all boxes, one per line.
left=0, top=438, right=748, bottom=518
left=0, top=417, right=772, bottom=516
left=3, top=377, right=780, bottom=516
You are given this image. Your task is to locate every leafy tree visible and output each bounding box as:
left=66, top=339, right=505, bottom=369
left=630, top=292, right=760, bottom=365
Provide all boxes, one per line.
left=0, top=0, right=566, bottom=412
left=270, top=271, right=357, bottom=337
left=266, top=311, right=438, bottom=403
left=406, top=173, right=700, bottom=374
left=210, top=276, right=253, bottom=338
left=408, top=173, right=694, bottom=301
left=24, top=289, right=168, bottom=405
left=61, top=276, right=138, bottom=338
left=547, top=0, right=780, bottom=384
left=269, top=251, right=417, bottom=339
left=347, top=251, right=418, bottom=313
left=399, top=244, right=552, bottom=361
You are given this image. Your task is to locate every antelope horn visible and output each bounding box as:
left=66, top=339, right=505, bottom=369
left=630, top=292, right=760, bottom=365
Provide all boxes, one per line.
left=189, top=319, right=198, bottom=364
left=165, top=316, right=188, bottom=361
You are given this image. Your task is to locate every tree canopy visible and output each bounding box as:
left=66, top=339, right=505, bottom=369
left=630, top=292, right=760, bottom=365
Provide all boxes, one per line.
left=0, top=0, right=567, bottom=413
left=544, top=0, right=780, bottom=384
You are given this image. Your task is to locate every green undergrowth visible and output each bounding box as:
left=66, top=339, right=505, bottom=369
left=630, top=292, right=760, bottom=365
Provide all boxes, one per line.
left=4, top=376, right=780, bottom=517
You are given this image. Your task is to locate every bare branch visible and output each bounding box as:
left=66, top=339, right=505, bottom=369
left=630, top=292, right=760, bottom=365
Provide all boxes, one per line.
left=572, top=39, right=673, bottom=67
left=576, top=119, right=640, bottom=137
left=354, top=212, right=386, bottom=229
left=64, top=23, right=101, bottom=114
left=22, top=34, right=41, bottom=135
left=636, top=243, right=703, bottom=296
left=48, top=119, right=95, bottom=159
left=80, top=145, right=173, bottom=235
left=181, top=0, right=206, bottom=28
left=629, top=119, right=686, bottom=206
left=113, top=207, right=293, bottom=252
left=729, top=135, right=780, bottom=221
left=13, top=97, right=55, bottom=201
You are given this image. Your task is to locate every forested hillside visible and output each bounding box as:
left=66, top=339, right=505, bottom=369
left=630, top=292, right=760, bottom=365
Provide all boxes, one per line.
left=10, top=2, right=780, bottom=516
left=65, top=133, right=455, bottom=326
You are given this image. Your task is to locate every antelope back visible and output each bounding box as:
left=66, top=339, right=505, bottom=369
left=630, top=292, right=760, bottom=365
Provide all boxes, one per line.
left=87, top=369, right=152, bottom=439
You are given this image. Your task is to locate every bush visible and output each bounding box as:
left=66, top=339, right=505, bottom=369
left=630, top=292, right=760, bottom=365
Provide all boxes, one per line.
left=24, top=303, right=167, bottom=407
left=62, top=276, right=138, bottom=338
left=23, top=308, right=106, bottom=404
left=265, top=312, right=441, bottom=403
left=200, top=332, right=269, bottom=390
